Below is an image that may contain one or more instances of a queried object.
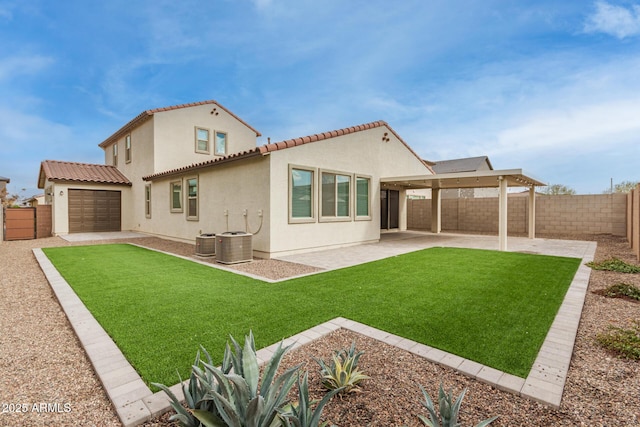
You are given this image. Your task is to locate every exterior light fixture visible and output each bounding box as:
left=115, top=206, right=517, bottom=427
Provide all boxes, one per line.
left=59, top=190, right=64, bottom=196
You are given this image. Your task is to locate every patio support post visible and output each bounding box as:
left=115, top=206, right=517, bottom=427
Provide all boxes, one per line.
left=431, top=187, right=441, bottom=233
left=528, top=185, right=536, bottom=239
left=498, top=176, right=508, bottom=251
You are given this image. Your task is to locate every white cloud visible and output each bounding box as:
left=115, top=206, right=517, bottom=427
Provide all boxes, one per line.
left=584, top=1, right=640, bottom=38
left=0, top=54, right=53, bottom=81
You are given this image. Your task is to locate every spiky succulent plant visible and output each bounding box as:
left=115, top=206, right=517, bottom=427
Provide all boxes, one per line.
left=315, top=341, right=369, bottom=394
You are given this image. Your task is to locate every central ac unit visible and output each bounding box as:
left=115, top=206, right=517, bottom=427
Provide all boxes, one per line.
left=195, top=233, right=216, bottom=257
left=215, top=231, right=253, bottom=264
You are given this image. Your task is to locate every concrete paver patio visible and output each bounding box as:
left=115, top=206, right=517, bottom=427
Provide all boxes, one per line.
left=34, top=231, right=596, bottom=426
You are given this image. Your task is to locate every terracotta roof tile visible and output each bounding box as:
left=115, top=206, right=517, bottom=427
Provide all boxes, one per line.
left=98, top=100, right=261, bottom=148
left=143, top=148, right=263, bottom=181
left=38, top=160, right=132, bottom=188
left=143, top=119, right=434, bottom=180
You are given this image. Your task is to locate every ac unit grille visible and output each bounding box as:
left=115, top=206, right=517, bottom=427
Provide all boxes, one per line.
left=195, top=234, right=216, bottom=257
left=215, top=232, right=252, bottom=264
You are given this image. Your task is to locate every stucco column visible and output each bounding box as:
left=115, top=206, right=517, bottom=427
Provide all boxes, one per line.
left=498, top=177, right=508, bottom=251
left=431, top=188, right=441, bottom=233
left=528, top=186, right=536, bottom=239
left=399, top=189, right=408, bottom=231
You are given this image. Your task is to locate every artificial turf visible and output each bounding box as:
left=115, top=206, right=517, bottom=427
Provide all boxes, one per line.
left=42, top=244, right=581, bottom=388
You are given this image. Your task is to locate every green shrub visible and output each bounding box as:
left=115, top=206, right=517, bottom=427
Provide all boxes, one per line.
left=586, top=258, right=640, bottom=273
left=600, top=283, right=640, bottom=301
left=596, top=321, right=640, bottom=360
left=416, top=384, right=498, bottom=427
left=315, top=342, right=369, bottom=394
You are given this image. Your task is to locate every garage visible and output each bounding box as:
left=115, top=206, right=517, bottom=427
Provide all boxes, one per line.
left=68, top=189, right=121, bottom=233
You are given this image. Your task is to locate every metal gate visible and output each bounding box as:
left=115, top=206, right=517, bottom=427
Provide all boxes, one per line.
left=4, top=208, right=36, bottom=240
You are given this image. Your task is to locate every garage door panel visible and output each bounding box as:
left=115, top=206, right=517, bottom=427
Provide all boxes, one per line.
left=68, top=189, right=121, bottom=233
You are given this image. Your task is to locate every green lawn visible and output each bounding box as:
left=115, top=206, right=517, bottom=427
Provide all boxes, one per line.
left=42, top=244, right=580, bottom=388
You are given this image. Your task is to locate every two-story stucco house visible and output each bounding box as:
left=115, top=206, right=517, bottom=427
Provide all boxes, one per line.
left=38, top=100, right=433, bottom=257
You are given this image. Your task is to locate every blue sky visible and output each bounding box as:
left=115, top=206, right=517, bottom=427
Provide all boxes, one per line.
left=1, top=0, right=639, bottom=198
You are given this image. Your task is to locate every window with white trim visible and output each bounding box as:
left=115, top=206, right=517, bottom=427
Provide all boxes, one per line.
left=112, top=143, right=118, bottom=166
left=186, top=177, right=198, bottom=220
left=170, top=180, right=182, bottom=212
left=321, top=171, right=351, bottom=219
left=145, top=184, right=151, bottom=218
left=215, top=131, right=227, bottom=155
left=355, top=175, right=371, bottom=219
left=125, top=134, right=131, bottom=163
left=289, top=166, right=315, bottom=223
left=195, top=127, right=210, bottom=153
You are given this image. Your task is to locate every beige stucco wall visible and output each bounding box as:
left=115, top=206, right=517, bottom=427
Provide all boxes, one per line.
left=266, top=125, right=431, bottom=256
left=47, top=182, right=132, bottom=235
left=152, top=104, right=258, bottom=173
left=142, top=156, right=271, bottom=255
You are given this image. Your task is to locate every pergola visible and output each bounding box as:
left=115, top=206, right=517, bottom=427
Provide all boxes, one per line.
left=381, top=169, right=546, bottom=251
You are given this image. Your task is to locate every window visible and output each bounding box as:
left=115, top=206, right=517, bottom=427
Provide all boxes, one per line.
left=289, top=166, right=315, bottom=223
left=321, top=171, right=351, bottom=219
left=145, top=184, right=151, bottom=218
left=170, top=180, right=183, bottom=212
left=187, top=177, right=198, bottom=220
left=356, top=176, right=371, bottom=219
left=195, top=127, right=210, bottom=153
left=112, top=144, right=118, bottom=166
left=215, top=131, right=227, bottom=155
left=125, top=135, right=131, bottom=163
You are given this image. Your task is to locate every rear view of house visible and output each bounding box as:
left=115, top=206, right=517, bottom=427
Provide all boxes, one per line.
left=38, top=100, right=433, bottom=257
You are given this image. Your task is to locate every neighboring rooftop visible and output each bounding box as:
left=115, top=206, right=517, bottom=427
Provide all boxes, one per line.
left=0, top=175, right=10, bottom=183
left=432, top=156, right=493, bottom=174
left=38, top=160, right=132, bottom=188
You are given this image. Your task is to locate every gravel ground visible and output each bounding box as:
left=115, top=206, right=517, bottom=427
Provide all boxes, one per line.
left=1, top=234, right=638, bottom=426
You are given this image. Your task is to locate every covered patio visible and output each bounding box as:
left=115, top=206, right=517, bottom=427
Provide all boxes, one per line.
left=382, top=169, right=546, bottom=251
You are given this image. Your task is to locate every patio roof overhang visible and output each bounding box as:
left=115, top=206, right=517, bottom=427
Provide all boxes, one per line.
left=381, top=169, right=546, bottom=252
left=381, top=169, right=546, bottom=190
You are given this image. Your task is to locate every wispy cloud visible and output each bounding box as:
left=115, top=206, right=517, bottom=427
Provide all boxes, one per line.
left=0, top=54, right=53, bottom=81
left=584, top=1, right=640, bottom=38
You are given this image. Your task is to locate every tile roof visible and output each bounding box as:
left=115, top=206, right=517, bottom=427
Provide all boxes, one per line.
left=143, top=120, right=434, bottom=180
left=98, top=100, right=261, bottom=148
left=38, top=160, right=132, bottom=188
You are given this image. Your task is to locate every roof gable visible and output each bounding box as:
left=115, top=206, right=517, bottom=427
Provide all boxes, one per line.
left=98, top=100, right=261, bottom=148
left=143, top=120, right=433, bottom=181
left=38, top=160, right=132, bottom=188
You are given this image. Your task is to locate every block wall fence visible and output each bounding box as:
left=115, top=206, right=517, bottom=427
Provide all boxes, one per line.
left=408, top=193, right=630, bottom=242
left=629, top=184, right=640, bottom=261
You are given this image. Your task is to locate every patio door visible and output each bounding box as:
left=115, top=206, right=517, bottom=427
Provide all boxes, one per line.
left=380, top=189, right=399, bottom=229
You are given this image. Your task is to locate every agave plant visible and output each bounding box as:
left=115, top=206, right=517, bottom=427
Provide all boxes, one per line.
left=153, top=331, right=301, bottom=427
left=152, top=344, right=232, bottom=427
left=193, top=335, right=300, bottom=427
left=417, top=384, right=498, bottom=427
left=315, top=341, right=369, bottom=394
left=279, top=371, right=342, bottom=427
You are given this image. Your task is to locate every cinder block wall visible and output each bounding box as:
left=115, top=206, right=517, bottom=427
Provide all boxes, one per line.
left=408, top=193, right=627, bottom=236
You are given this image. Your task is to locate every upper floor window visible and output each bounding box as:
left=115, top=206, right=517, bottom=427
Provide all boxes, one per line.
left=125, top=135, right=131, bottom=163
left=321, top=171, right=351, bottom=220
left=187, top=176, right=198, bottom=220
left=215, top=131, right=227, bottom=155
left=195, top=127, right=210, bottom=154
left=112, top=144, right=118, bottom=166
